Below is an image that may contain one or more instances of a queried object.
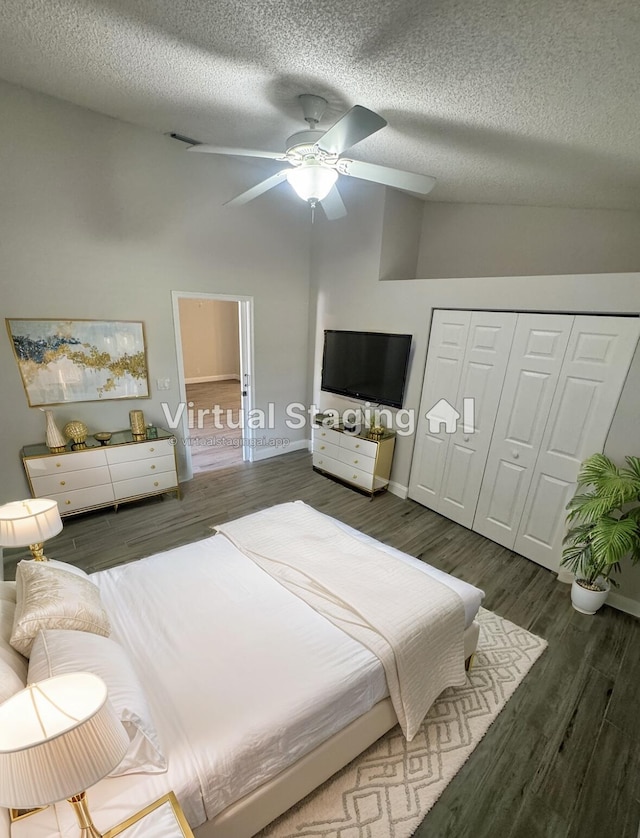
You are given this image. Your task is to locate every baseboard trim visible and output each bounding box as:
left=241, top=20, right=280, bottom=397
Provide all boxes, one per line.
left=388, top=480, right=408, bottom=499
left=606, top=591, right=640, bottom=619
left=185, top=375, right=240, bottom=384
left=251, top=439, right=309, bottom=462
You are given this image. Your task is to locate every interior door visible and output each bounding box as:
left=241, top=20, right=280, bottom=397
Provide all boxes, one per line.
left=437, top=312, right=517, bottom=527
left=513, top=315, right=640, bottom=571
left=472, top=314, right=574, bottom=547
left=408, top=310, right=471, bottom=510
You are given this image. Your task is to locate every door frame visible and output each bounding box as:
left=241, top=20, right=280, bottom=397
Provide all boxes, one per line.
left=171, top=290, right=255, bottom=480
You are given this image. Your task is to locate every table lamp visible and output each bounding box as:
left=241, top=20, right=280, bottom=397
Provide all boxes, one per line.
left=0, top=498, right=63, bottom=561
left=0, top=672, right=129, bottom=837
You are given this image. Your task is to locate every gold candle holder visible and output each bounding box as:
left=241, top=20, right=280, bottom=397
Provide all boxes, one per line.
left=129, top=409, right=146, bottom=440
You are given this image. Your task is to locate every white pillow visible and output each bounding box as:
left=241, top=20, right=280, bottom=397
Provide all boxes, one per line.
left=11, top=560, right=110, bottom=657
left=45, top=559, right=89, bottom=578
left=0, top=582, right=16, bottom=604
left=0, top=599, right=28, bottom=702
left=28, top=630, right=166, bottom=776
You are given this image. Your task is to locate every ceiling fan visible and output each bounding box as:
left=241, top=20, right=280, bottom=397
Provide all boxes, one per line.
left=187, top=94, right=436, bottom=219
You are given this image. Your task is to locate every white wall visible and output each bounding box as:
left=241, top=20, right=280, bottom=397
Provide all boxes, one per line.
left=0, top=80, right=311, bottom=500
left=178, top=298, right=240, bottom=381
left=416, top=202, right=640, bottom=278
left=310, top=182, right=640, bottom=609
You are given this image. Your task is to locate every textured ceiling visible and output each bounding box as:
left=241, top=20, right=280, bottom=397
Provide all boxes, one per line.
left=1, top=0, right=639, bottom=209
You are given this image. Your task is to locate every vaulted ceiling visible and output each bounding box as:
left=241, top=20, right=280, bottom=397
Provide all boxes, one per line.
left=1, top=0, right=639, bottom=209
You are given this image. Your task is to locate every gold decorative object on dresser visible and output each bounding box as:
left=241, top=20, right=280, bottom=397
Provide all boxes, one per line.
left=22, top=428, right=180, bottom=517
left=63, top=420, right=89, bottom=450
left=312, top=422, right=396, bottom=498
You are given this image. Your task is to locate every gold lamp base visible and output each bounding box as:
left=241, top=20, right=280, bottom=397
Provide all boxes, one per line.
left=28, top=542, right=50, bottom=562
left=68, top=793, right=103, bottom=838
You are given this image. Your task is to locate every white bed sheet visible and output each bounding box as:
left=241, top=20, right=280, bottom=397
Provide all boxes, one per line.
left=10, top=522, right=483, bottom=838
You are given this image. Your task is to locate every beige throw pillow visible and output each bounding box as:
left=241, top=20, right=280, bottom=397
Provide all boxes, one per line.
left=10, top=561, right=110, bottom=657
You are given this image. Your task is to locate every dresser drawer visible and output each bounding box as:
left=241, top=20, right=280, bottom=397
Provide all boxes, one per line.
left=312, top=451, right=342, bottom=474
left=24, top=449, right=108, bottom=478
left=108, top=455, right=175, bottom=483
left=113, top=470, right=178, bottom=501
left=313, top=427, right=341, bottom=445
left=330, top=459, right=375, bottom=491
left=105, top=439, right=174, bottom=465
left=340, top=450, right=375, bottom=474
left=31, top=466, right=111, bottom=496
left=51, top=484, right=115, bottom=515
left=312, top=437, right=341, bottom=460
left=339, top=434, right=378, bottom=458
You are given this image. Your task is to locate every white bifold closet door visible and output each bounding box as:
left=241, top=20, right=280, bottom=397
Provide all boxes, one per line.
left=510, top=316, right=640, bottom=570
left=472, top=314, right=574, bottom=550
left=410, top=310, right=640, bottom=573
left=408, top=310, right=516, bottom=527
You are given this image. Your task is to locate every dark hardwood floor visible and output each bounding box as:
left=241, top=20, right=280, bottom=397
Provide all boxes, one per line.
left=4, top=450, right=639, bottom=837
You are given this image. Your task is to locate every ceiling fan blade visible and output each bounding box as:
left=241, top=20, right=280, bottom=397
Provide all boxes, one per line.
left=189, top=145, right=284, bottom=161
left=320, top=185, right=347, bottom=220
left=317, top=106, right=387, bottom=155
left=224, top=170, right=290, bottom=207
left=339, top=159, right=436, bottom=195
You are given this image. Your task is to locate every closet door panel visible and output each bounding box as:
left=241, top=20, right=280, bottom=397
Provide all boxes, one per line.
left=514, top=316, right=640, bottom=570
left=473, top=314, right=574, bottom=547
left=408, top=310, right=471, bottom=509
left=438, top=312, right=516, bottom=527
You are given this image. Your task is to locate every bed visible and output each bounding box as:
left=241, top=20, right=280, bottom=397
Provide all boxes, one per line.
left=1, top=502, right=483, bottom=838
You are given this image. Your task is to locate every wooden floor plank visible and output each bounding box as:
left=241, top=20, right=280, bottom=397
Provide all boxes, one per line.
left=3, top=450, right=640, bottom=837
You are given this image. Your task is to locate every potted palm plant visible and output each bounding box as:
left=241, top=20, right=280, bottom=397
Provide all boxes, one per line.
left=561, top=453, right=640, bottom=614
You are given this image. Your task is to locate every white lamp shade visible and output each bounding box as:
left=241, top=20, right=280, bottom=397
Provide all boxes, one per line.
left=0, top=499, right=63, bottom=548
left=287, top=164, right=338, bottom=202
left=0, top=673, right=129, bottom=808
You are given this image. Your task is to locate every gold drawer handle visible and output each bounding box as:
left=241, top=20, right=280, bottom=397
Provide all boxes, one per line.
left=154, top=481, right=159, bottom=487
left=56, top=463, right=61, bottom=468
left=353, top=459, right=358, bottom=464
left=320, top=445, right=325, bottom=450
left=150, top=465, right=156, bottom=470
left=65, top=500, right=71, bottom=505
left=352, top=474, right=358, bottom=480
left=149, top=447, right=155, bottom=452
left=355, top=444, right=360, bottom=449
left=60, top=480, right=66, bottom=486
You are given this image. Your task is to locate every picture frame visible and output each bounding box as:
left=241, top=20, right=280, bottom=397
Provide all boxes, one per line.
left=6, top=319, right=150, bottom=406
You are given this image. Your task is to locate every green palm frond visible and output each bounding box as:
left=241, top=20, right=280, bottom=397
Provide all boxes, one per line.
left=622, top=455, right=640, bottom=488
left=590, top=516, right=638, bottom=566
left=577, top=453, right=619, bottom=488
left=566, top=493, right=619, bottom=522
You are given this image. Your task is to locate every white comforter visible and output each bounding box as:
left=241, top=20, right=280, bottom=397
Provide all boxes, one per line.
left=9, top=510, right=483, bottom=838
left=216, top=502, right=466, bottom=740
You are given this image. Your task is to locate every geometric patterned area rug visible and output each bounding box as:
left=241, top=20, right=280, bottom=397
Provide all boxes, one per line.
left=258, top=608, right=547, bottom=838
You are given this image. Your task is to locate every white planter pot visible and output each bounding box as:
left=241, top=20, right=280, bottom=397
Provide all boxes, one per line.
left=571, top=578, right=609, bottom=615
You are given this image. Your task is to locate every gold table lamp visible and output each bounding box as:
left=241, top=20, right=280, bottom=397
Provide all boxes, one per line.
left=0, top=498, right=63, bottom=561
left=0, top=673, right=129, bottom=837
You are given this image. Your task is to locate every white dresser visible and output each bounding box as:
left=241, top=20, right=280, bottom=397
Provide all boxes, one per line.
left=312, top=424, right=395, bottom=497
left=22, top=429, right=180, bottom=516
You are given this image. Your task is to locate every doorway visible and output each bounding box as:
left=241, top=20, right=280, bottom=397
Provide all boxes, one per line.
left=172, top=291, right=254, bottom=477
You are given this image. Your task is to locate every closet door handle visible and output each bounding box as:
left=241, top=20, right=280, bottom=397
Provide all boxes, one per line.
left=463, top=436, right=470, bottom=442
left=513, top=451, right=520, bottom=459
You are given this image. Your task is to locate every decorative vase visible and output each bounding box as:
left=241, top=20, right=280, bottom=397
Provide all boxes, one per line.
left=570, top=578, right=609, bottom=615
left=42, top=409, right=67, bottom=453
left=63, top=420, right=89, bottom=450
left=129, top=409, right=146, bottom=439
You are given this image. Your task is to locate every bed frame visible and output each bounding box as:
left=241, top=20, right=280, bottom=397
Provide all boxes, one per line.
left=194, top=621, right=480, bottom=838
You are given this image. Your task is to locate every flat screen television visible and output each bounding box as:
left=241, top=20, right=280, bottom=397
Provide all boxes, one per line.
left=321, top=330, right=412, bottom=409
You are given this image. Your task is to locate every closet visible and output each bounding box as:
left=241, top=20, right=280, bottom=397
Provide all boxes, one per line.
left=408, top=310, right=640, bottom=572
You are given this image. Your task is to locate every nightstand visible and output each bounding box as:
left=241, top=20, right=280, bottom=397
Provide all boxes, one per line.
left=104, top=792, right=195, bottom=837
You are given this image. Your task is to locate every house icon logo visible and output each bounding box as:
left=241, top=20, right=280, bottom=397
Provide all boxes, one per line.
left=425, top=398, right=475, bottom=434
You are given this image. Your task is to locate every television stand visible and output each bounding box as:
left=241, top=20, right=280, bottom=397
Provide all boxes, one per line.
left=312, top=423, right=395, bottom=498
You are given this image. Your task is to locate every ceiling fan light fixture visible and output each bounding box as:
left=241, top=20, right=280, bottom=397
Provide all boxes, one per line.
left=286, top=164, right=338, bottom=203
